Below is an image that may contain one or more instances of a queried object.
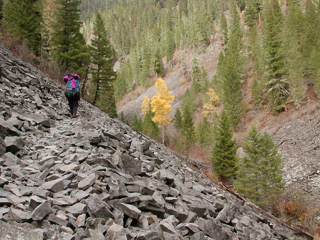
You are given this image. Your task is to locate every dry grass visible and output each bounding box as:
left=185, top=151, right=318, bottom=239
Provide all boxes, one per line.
left=270, top=190, right=320, bottom=237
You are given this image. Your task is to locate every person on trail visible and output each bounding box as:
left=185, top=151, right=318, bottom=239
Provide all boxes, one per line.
left=63, top=73, right=80, bottom=118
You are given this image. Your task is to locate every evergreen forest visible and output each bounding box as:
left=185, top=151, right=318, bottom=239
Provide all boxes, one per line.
left=1, top=0, right=320, bottom=235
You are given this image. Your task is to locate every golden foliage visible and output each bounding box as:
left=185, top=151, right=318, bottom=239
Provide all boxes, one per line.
left=202, top=88, right=220, bottom=118
left=141, top=95, right=150, bottom=115
left=150, top=77, right=175, bottom=126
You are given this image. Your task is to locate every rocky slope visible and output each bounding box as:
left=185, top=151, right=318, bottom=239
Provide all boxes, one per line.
left=0, top=46, right=313, bottom=239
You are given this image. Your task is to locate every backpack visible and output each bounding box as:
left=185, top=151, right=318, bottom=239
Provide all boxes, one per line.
left=63, top=74, right=80, bottom=99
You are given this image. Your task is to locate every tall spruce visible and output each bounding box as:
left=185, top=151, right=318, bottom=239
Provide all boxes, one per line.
left=50, top=0, right=89, bottom=76
left=234, top=126, right=284, bottom=208
left=262, top=0, right=288, bottom=112
left=181, top=105, right=196, bottom=158
left=219, top=3, right=244, bottom=126
left=303, top=0, right=320, bottom=95
left=220, top=38, right=244, bottom=126
left=2, top=0, right=42, bottom=56
left=211, top=110, right=238, bottom=183
left=283, top=2, right=305, bottom=105
left=220, top=11, right=228, bottom=45
left=89, top=12, right=117, bottom=118
left=173, top=108, right=183, bottom=131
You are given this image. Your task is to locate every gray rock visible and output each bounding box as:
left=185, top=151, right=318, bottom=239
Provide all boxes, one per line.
left=42, top=178, right=71, bottom=193
left=8, top=208, right=31, bottom=222
left=65, top=202, right=87, bottom=217
left=1, top=152, right=19, bottom=166
left=197, top=218, right=233, bottom=240
left=160, top=215, right=178, bottom=234
left=0, top=118, right=20, bottom=138
left=31, top=200, right=53, bottom=221
left=121, top=152, right=143, bottom=175
left=4, top=136, right=25, bottom=154
left=118, top=202, right=141, bottom=220
left=86, top=193, right=113, bottom=219
left=0, top=221, right=42, bottom=240
left=78, top=173, right=96, bottom=190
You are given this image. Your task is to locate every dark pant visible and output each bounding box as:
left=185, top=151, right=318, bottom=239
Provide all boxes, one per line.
left=65, top=91, right=80, bottom=115
left=68, top=98, right=79, bottom=115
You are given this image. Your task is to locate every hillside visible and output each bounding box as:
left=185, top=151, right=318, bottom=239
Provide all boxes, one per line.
left=0, top=45, right=314, bottom=239
left=116, top=21, right=320, bottom=234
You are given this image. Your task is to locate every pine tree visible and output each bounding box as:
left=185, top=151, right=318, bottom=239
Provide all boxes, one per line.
left=234, top=126, right=285, bottom=208
left=181, top=105, right=196, bottom=157
left=181, top=88, right=198, bottom=116
left=252, top=79, right=262, bottom=108
left=218, top=4, right=245, bottom=126
left=220, top=11, right=228, bottom=45
left=2, top=0, right=42, bottom=56
left=197, top=117, right=213, bottom=147
left=220, top=39, right=244, bottom=126
left=50, top=0, right=89, bottom=75
left=248, top=24, right=264, bottom=81
left=132, top=113, right=143, bottom=131
left=173, top=108, right=183, bottom=131
left=245, top=0, right=261, bottom=28
left=89, top=12, right=117, bottom=118
left=283, top=3, right=305, bottom=106
left=153, top=47, right=164, bottom=76
left=142, top=106, right=159, bottom=139
left=303, top=0, right=320, bottom=96
left=263, top=0, right=288, bottom=112
left=211, top=110, right=238, bottom=183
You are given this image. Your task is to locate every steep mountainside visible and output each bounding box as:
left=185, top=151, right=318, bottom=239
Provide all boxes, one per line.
left=117, top=30, right=320, bottom=220
left=0, top=47, right=313, bottom=239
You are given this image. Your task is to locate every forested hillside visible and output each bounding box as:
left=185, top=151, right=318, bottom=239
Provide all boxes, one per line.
left=1, top=0, right=320, bottom=236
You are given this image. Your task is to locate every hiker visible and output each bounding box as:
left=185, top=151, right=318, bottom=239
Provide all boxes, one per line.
left=63, top=73, right=80, bottom=118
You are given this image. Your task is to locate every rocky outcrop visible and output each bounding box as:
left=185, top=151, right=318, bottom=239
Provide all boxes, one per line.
left=0, top=46, right=313, bottom=239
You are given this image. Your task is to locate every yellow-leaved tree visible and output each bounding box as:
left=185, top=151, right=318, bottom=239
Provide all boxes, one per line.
left=141, top=95, right=150, bottom=115
left=202, top=88, right=220, bottom=120
left=150, top=77, right=175, bottom=141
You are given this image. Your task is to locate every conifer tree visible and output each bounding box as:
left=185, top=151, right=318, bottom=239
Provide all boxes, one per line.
left=197, top=117, right=213, bottom=147
left=245, top=0, right=260, bottom=28
left=50, top=0, right=89, bottom=75
left=263, top=0, right=288, bottom=112
left=142, top=106, right=159, bottom=139
left=234, top=126, right=285, bottom=208
left=89, top=12, right=117, bottom=118
left=218, top=3, right=245, bottom=126
left=153, top=48, right=164, bottom=76
left=220, top=11, right=228, bottom=45
left=2, top=0, right=42, bottom=56
left=252, top=79, right=262, bottom=108
left=132, top=113, right=143, bottom=131
left=181, top=88, right=198, bottom=116
left=283, top=3, right=305, bottom=105
left=173, top=108, right=183, bottom=131
left=211, top=110, right=238, bottom=183
left=220, top=39, right=244, bottom=126
left=303, top=0, right=320, bottom=95
left=181, top=105, right=196, bottom=157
